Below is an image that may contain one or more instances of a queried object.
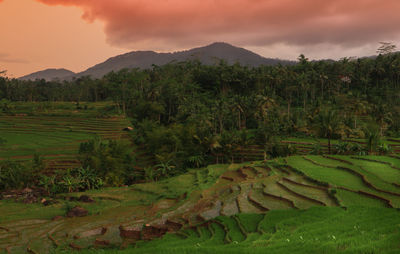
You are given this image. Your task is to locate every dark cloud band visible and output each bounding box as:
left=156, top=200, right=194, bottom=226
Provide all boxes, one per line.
left=34, top=0, right=400, bottom=49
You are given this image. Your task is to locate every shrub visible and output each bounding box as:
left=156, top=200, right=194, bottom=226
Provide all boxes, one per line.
left=334, top=142, right=351, bottom=155
left=310, top=142, right=322, bottom=155
left=350, top=143, right=368, bottom=156
left=265, top=139, right=297, bottom=158
left=38, top=166, right=104, bottom=195
left=0, top=137, right=6, bottom=146
left=377, top=143, right=393, bottom=155
left=78, top=138, right=136, bottom=186
left=0, top=160, right=35, bottom=191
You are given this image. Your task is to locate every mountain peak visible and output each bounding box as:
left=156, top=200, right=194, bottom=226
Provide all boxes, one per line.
left=206, top=42, right=235, bottom=47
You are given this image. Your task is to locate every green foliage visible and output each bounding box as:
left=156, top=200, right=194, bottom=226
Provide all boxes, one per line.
left=310, top=142, right=323, bottom=155
left=38, top=175, right=55, bottom=195
left=32, top=153, right=46, bottom=171
left=1, top=55, right=400, bottom=184
left=364, top=125, right=382, bottom=153
left=264, top=138, right=297, bottom=158
left=187, top=154, right=205, bottom=168
left=333, top=141, right=351, bottom=155
left=78, top=138, right=136, bottom=186
left=314, top=110, right=342, bottom=153
left=0, top=137, right=6, bottom=146
left=144, top=166, right=157, bottom=182
left=377, top=143, right=393, bottom=155
left=0, top=99, right=12, bottom=114
left=0, top=160, right=35, bottom=191
left=350, top=143, right=368, bottom=156
left=76, top=166, right=104, bottom=190
left=38, top=167, right=104, bottom=195
left=154, top=156, right=175, bottom=177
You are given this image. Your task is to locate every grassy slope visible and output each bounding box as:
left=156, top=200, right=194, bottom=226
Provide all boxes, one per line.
left=0, top=102, right=132, bottom=175
left=2, top=156, right=400, bottom=253
left=77, top=207, right=400, bottom=254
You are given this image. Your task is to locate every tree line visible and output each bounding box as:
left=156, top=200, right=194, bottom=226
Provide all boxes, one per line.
left=1, top=53, right=399, bottom=175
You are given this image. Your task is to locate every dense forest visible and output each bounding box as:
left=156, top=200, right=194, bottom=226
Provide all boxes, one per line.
left=1, top=53, right=399, bottom=184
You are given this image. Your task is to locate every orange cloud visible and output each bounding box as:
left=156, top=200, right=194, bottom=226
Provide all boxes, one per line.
left=28, top=0, right=400, bottom=49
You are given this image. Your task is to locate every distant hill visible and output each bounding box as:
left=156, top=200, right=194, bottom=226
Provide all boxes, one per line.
left=20, top=42, right=294, bottom=80
left=19, top=68, right=75, bottom=81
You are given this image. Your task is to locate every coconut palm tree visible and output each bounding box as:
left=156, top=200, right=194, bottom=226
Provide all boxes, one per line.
left=364, top=125, right=381, bottom=154
left=314, top=110, right=341, bottom=154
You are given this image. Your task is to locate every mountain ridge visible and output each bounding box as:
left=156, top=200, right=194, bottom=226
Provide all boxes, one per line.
left=19, top=68, right=76, bottom=81
left=19, top=42, right=294, bottom=81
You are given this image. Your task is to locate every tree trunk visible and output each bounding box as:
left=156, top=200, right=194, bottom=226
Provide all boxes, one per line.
left=328, top=137, right=331, bottom=154
left=238, top=111, right=241, bottom=130
left=321, top=80, right=324, bottom=100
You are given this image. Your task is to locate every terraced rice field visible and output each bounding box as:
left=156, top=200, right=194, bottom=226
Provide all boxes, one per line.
left=228, top=138, right=400, bottom=163
left=0, top=156, right=399, bottom=253
left=0, top=109, right=132, bottom=171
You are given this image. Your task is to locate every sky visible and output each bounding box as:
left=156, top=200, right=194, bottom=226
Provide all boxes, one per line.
left=1, top=0, right=400, bottom=78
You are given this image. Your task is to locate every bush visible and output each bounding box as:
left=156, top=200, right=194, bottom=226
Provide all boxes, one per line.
left=377, top=143, right=393, bottom=155
left=0, top=160, right=35, bottom=191
left=310, top=142, right=322, bottom=155
left=0, top=137, right=6, bottom=146
left=334, top=142, right=351, bottom=155
left=265, top=139, right=297, bottom=158
left=38, top=167, right=104, bottom=195
left=350, top=143, right=367, bottom=156
left=78, top=138, right=137, bottom=186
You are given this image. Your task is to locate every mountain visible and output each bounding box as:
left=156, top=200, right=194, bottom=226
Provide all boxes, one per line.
left=20, top=42, right=294, bottom=80
left=19, top=68, right=76, bottom=81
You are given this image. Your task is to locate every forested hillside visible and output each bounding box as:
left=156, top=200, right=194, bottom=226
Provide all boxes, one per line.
left=1, top=53, right=399, bottom=173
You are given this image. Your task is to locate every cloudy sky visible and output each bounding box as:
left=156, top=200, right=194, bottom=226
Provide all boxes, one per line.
left=1, top=0, right=400, bottom=77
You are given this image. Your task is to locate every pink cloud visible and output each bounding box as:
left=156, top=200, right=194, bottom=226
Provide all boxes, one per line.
left=35, top=0, right=400, bottom=49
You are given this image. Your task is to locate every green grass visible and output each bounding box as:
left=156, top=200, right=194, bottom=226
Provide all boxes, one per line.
left=0, top=200, right=65, bottom=223
left=0, top=102, right=131, bottom=160
left=287, top=156, right=400, bottom=208
left=74, top=207, right=400, bottom=254
left=357, top=156, right=400, bottom=167
left=335, top=189, right=388, bottom=207
left=235, top=213, right=264, bottom=233
left=0, top=131, right=95, bottom=158
left=216, top=216, right=246, bottom=242
left=285, top=156, right=366, bottom=190
left=345, top=157, right=400, bottom=185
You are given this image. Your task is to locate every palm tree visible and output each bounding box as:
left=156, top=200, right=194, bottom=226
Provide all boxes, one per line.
left=372, top=104, right=392, bottom=136
left=364, top=125, right=381, bottom=154
left=315, top=110, right=341, bottom=154
left=350, top=100, right=368, bottom=129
